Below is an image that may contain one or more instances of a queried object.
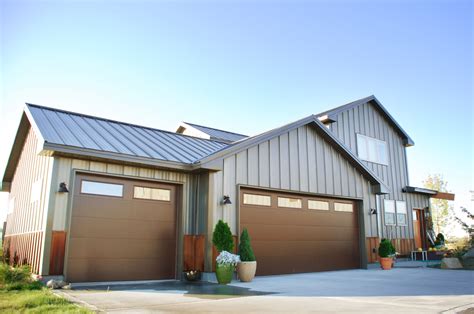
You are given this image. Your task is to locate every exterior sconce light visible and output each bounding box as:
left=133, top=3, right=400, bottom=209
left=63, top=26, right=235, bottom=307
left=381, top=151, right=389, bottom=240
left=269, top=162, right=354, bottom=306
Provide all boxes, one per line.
left=58, top=182, right=69, bottom=193
left=369, top=208, right=377, bottom=215
left=222, top=195, right=232, bottom=205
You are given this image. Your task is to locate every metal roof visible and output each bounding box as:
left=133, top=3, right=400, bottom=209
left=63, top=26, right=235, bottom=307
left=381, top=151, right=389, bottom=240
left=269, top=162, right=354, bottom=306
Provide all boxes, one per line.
left=317, top=95, right=415, bottom=147
left=182, top=122, right=248, bottom=143
left=26, top=104, right=229, bottom=164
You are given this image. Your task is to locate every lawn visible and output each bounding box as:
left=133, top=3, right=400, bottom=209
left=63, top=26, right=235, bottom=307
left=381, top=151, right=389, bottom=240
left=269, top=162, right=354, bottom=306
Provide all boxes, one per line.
left=0, top=288, right=92, bottom=313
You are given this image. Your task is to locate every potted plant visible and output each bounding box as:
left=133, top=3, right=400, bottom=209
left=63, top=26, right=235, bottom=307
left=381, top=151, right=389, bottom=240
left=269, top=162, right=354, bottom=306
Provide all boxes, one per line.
left=237, top=228, right=257, bottom=282
left=215, top=251, right=240, bottom=284
left=212, top=220, right=236, bottom=284
left=378, top=238, right=395, bottom=270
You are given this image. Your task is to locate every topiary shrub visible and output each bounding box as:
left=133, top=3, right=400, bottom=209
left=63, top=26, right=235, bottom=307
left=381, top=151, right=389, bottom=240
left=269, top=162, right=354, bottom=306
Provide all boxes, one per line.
left=378, top=238, right=394, bottom=258
left=212, top=220, right=234, bottom=253
left=238, top=228, right=256, bottom=262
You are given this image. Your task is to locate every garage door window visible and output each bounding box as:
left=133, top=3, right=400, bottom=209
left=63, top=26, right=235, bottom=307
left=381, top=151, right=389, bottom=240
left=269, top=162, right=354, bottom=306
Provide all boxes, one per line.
left=134, top=186, right=171, bottom=201
left=278, top=197, right=302, bottom=208
left=243, top=193, right=271, bottom=206
left=81, top=180, right=123, bottom=197
left=308, top=200, right=329, bottom=210
left=334, top=202, right=353, bottom=212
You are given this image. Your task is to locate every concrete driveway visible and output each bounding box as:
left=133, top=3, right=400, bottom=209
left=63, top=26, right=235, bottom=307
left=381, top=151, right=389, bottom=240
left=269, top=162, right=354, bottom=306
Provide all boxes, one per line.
left=59, top=268, right=474, bottom=313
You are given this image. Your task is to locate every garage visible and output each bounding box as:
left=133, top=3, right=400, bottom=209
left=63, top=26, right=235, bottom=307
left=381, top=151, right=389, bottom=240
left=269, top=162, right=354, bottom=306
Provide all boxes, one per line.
left=240, top=188, right=360, bottom=276
left=66, top=174, right=178, bottom=282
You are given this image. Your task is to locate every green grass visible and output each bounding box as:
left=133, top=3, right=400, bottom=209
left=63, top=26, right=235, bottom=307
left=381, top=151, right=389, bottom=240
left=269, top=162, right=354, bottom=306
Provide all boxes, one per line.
left=0, top=288, right=92, bottom=313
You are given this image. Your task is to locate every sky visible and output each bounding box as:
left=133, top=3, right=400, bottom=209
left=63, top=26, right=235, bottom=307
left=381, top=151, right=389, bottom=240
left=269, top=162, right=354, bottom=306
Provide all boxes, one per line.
left=0, top=0, right=472, bottom=234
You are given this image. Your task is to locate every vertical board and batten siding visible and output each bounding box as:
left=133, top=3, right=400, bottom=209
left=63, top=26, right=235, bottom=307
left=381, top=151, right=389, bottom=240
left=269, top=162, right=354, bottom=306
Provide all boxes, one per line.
left=327, top=101, right=430, bottom=239
left=209, top=124, right=377, bottom=237
left=3, top=127, right=53, bottom=274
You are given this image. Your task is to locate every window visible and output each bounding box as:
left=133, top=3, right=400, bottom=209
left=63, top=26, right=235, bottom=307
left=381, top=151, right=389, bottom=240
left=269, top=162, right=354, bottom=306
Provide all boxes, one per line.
left=384, top=200, right=396, bottom=225
left=134, top=186, right=171, bottom=201
left=308, top=200, right=329, bottom=211
left=396, top=201, right=407, bottom=225
left=356, top=134, right=388, bottom=165
left=278, top=197, right=302, bottom=208
left=243, top=193, right=271, bottom=206
left=334, top=202, right=353, bottom=212
left=81, top=180, right=123, bottom=197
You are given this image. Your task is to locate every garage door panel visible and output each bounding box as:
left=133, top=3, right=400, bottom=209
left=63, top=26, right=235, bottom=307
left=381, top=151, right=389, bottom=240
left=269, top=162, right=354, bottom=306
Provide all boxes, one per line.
left=244, top=223, right=358, bottom=242
left=241, top=208, right=357, bottom=228
left=67, top=257, right=175, bottom=282
left=70, top=217, right=175, bottom=240
left=72, top=198, right=175, bottom=222
left=68, top=238, right=176, bottom=259
left=240, top=188, right=360, bottom=276
left=67, top=174, right=177, bottom=282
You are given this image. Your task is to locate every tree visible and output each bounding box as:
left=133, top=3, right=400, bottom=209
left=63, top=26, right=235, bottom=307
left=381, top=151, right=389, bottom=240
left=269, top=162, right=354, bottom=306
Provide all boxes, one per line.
left=423, top=174, right=450, bottom=234
left=212, top=220, right=234, bottom=253
left=453, top=206, right=474, bottom=246
left=238, top=228, right=256, bottom=262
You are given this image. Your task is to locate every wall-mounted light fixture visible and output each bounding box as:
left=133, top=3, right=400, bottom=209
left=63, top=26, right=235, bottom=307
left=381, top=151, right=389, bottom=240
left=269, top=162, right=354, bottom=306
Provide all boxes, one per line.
left=222, top=195, right=232, bottom=205
left=58, top=182, right=69, bottom=193
left=369, top=208, right=377, bottom=215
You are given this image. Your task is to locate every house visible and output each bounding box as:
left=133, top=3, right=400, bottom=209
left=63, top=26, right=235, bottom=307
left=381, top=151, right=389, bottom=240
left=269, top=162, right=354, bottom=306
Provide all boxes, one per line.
left=1, top=95, right=454, bottom=282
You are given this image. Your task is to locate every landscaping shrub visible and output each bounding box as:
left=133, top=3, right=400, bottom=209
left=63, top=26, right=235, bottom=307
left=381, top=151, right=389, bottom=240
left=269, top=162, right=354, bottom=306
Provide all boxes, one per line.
left=212, top=220, right=234, bottom=253
left=378, top=238, right=395, bottom=258
left=435, top=233, right=445, bottom=246
left=238, top=228, right=256, bottom=262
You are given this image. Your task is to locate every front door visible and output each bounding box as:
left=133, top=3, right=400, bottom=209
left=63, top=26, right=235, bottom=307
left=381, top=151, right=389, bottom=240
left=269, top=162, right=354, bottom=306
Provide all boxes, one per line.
left=413, top=209, right=425, bottom=249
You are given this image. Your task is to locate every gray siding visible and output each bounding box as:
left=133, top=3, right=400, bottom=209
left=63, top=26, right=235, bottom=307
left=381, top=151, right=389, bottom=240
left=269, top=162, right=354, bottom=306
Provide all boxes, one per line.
left=209, top=124, right=378, bottom=237
left=328, top=101, right=430, bottom=239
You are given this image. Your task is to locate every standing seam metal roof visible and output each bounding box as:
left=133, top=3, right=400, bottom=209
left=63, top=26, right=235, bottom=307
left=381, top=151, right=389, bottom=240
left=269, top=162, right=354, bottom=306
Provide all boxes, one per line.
left=26, top=104, right=229, bottom=164
left=183, top=122, right=248, bottom=143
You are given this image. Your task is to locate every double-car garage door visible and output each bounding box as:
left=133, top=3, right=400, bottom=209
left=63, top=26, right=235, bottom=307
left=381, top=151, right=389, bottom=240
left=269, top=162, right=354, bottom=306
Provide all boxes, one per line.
left=240, top=188, right=360, bottom=276
left=66, top=174, right=177, bottom=282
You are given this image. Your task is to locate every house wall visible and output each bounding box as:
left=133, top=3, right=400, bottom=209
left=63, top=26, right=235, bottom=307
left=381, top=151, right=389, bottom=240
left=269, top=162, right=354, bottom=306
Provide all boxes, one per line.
left=42, top=156, right=197, bottom=276
left=207, top=124, right=378, bottom=238
left=3, top=126, right=54, bottom=274
left=327, top=101, right=430, bottom=239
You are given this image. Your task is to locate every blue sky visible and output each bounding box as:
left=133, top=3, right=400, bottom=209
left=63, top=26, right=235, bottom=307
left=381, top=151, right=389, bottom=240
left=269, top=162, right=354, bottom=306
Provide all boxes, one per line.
left=0, top=0, right=472, bottom=223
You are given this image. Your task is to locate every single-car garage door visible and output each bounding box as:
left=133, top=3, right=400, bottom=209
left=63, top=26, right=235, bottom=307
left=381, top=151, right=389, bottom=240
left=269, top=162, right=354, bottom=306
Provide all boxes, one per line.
left=240, top=188, right=360, bottom=276
left=66, top=174, right=177, bottom=282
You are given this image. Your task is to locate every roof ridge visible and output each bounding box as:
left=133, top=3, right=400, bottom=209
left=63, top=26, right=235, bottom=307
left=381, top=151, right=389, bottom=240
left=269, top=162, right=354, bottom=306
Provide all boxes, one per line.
left=26, top=103, right=229, bottom=146
left=183, top=121, right=248, bottom=137
left=317, top=95, right=375, bottom=117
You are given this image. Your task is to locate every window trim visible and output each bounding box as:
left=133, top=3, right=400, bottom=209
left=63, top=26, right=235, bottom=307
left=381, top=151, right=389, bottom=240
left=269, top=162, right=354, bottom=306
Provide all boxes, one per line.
left=308, top=199, right=330, bottom=211
left=277, top=196, right=303, bottom=209
left=396, top=200, right=408, bottom=226
left=384, top=199, right=396, bottom=226
left=242, top=193, right=272, bottom=207
left=356, top=133, right=388, bottom=166
left=80, top=179, right=124, bottom=198
left=133, top=186, right=171, bottom=202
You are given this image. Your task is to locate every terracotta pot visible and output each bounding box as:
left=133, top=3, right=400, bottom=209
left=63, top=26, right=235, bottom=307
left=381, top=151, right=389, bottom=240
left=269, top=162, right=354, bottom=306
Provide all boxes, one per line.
left=380, top=257, right=393, bottom=270
left=215, top=264, right=234, bottom=284
left=237, top=261, right=257, bottom=282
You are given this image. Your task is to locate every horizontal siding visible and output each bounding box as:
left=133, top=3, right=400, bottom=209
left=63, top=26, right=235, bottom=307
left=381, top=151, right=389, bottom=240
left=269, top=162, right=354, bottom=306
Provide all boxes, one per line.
left=211, top=124, right=376, bottom=237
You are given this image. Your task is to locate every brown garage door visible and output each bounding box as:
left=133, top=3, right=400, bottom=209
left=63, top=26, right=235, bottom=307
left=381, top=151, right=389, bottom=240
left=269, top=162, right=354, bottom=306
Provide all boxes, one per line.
left=66, top=174, right=177, bottom=282
left=240, top=188, right=360, bottom=276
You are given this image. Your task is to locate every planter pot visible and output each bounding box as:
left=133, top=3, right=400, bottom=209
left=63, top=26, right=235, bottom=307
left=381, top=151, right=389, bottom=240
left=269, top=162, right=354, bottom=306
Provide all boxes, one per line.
left=215, top=264, right=234, bottom=284
left=237, top=261, right=257, bottom=282
left=380, top=257, right=393, bottom=270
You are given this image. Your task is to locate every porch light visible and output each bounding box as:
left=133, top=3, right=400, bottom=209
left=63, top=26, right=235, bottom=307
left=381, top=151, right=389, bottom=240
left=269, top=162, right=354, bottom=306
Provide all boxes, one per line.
left=222, top=195, right=232, bottom=205
left=58, top=182, right=69, bottom=193
left=370, top=208, right=377, bottom=215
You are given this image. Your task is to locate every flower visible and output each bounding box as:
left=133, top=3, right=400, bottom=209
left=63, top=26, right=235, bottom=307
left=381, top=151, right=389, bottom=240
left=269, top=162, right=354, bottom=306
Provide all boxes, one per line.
left=216, top=251, right=241, bottom=266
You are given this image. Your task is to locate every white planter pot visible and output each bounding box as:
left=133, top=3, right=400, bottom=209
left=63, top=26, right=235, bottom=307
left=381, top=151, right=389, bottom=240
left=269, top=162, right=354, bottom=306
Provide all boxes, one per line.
left=237, top=261, right=257, bottom=282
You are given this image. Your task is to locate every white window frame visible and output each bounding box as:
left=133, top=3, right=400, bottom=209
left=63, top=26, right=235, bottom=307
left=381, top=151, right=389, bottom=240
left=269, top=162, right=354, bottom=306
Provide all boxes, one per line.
left=356, top=134, right=388, bottom=165
left=80, top=180, right=124, bottom=197
left=396, top=201, right=408, bottom=226
left=384, top=199, right=396, bottom=225
left=243, top=193, right=271, bottom=207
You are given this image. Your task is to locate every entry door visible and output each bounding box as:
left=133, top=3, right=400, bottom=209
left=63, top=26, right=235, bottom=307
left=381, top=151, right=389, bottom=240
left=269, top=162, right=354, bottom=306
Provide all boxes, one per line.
left=413, top=209, right=425, bottom=249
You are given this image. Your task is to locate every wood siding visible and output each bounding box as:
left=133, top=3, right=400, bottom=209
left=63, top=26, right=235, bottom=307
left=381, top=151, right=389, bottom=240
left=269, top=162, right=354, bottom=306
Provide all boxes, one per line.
left=3, top=127, right=53, bottom=274
left=327, top=102, right=430, bottom=239
left=209, top=124, right=377, bottom=238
